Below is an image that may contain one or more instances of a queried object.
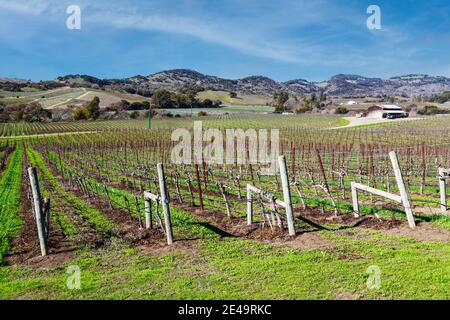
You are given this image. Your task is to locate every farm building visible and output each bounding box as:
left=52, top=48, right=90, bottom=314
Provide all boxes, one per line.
left=364, top=104, right=409, bottom=119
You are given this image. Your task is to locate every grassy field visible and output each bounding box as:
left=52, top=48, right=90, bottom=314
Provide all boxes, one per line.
left=197, top=90, right=270, bottom=106
left=159, top=105, right=274, bottom=115
left=0, top=87, right=148, bottom=109
left=2, top=229, right=450, bottom=299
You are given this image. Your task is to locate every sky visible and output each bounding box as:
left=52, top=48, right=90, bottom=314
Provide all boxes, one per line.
left=0, top=0, right=449, bottom=82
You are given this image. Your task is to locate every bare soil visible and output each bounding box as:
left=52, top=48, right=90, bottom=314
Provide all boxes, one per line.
left=3, top=176, right=78, bottom=267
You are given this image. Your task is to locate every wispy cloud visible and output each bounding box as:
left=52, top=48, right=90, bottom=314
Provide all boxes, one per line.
left=87, top=10, right=300, bottom=63
left=0, top=0, right=50, bottom=15
left=0, top=0, right=352, bottom=64
left=1, top=0, right=450, bottom=80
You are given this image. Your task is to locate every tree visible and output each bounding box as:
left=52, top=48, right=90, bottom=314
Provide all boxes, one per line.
left=24, top=102, right=51, bottom=122
left=173, top=93, right=190, bottom=108
left=202, top=99, right=214, bottom=108
left=152, top=89, right=173, bottom=108
left=319, top=92, right=327, bottom=102
left=272, top=91, right=289, bottom=112
left=85, top=96, right=100, bottom=119
left=185, top=89, right=198, bottom=106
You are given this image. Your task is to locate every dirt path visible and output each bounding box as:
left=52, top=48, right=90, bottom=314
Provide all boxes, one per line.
left=46, top=88, right=89, bottom=108
left=332, top=116, right=422, bottom=129
left=0, top=131, right=97, bottom=140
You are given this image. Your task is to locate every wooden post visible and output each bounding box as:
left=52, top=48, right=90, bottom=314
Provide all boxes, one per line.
left=351, top=182, right=360, bottom=217
left=278, top=156, right=296, bottom=236
left=439, top=168, right=447, bottom=213
left=157, top=163, right=173, bottom=245
left=43, top=198, right=51, bottom=241
left=28, top=167, right=48, bottom=256
left=103, top=184, right=113, bottom=209
left=217, top=183, right=232, bottom=217
left=247, top=184, right=253, bottom=225
left=194, top=164, right=204, bottom=210
left=144, top=199, right=152, bottom=229
left=134, top=196, right=144, bottom=229
left=389, top=151, right=416, bottom=229
left=185, top=177, right=195, bottom=207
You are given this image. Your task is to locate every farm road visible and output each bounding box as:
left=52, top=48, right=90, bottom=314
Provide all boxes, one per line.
left=332, top=116, right=421, bottom=129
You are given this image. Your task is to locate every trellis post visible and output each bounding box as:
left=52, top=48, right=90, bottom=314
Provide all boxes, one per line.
left=278, top=156, right=296, bottom=236
left=438, top=168, right=447, bottom=213
left=351, top=183, right=359, bottom=217
left=247, top=185, right=253, bottom=225
left=389, top=151, right=416, bottom=229
left=28, top=167, right=48, bottom=256
left=144, top=198, right=152, bottom=229
left=157, top=163, right=173, bottom=245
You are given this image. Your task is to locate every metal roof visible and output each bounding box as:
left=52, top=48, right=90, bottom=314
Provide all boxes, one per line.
left=376, top=104, right=403, bottom=110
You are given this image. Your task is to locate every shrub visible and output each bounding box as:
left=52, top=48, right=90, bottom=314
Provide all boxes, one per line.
left=335, top=107, right=349, bottom=114
left=417, top=105, right=446, bottom=116
left=73, top=107, right=90, bottom=120
left=130, top=111, right=140, bottom=119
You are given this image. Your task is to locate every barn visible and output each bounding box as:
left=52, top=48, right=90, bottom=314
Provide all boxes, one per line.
left=364, top=104, right=408, bottom=119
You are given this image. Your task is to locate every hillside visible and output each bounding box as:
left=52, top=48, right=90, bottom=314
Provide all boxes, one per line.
left=3, top=70, right=450, bottom=98
left=56, top=70, right=450, bottom=97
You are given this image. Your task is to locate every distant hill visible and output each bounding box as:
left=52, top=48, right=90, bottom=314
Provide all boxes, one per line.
left=3, top=69, right=450, bottom=97
left=0, top=77, right=29, bottom=84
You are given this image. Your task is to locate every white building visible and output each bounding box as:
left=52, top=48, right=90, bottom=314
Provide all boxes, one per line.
left=364, top=104, right=408, bottom=119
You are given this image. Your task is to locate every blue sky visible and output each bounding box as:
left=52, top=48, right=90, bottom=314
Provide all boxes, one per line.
left=0, top=0, right=449, bottom=82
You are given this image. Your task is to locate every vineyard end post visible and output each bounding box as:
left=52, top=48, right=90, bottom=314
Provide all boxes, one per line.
left=351, top=182, right=360, bottom=217
left=246, top=184, right=253, bottom=225
left=389, top=151, right=416, bottom=229
left=278, top=156, right=296, bottom=236
left=157, top=163, right=173, bottom=245
left=144, top=199, right=152, bottom=230
left=28, top=167, right=48, bottom=256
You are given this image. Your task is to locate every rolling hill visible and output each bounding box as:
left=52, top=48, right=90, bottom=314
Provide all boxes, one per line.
left=3, top=70, right=450, bottom=99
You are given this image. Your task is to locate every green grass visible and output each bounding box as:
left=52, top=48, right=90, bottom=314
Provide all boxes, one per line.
left=0, top=145, right=23, bottom=264
left=26, top=147, right=116, bottom=235
left=159, top=105, right=274, bottom=115
left=1, top=227, right=450, bottom=299
left=338, top=117, right=350, bottom=126
left=197, top=90, right=270, bottom=106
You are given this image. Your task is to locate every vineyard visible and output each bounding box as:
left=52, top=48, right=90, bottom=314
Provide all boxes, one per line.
left=1, top=114, right=450, bottom=299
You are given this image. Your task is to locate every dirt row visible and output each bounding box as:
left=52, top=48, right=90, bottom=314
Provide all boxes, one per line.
left=7, top=151, right=450, bottom=269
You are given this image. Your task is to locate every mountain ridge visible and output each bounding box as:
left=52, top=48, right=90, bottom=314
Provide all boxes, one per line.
left=3, top=69, right=450, bottom=97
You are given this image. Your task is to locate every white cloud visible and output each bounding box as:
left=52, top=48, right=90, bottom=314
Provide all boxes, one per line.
left=0, top=0, right=444, bottom=73
left=0, top=0, right=49, bottom=15
left=86, top=11, right=300, bottom=63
